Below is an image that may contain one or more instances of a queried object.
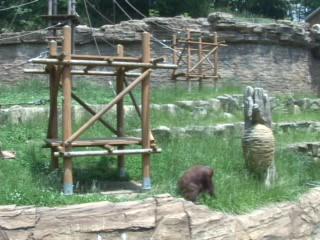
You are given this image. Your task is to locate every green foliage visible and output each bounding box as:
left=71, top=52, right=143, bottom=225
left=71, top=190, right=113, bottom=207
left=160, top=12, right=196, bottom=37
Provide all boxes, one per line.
left=0, top=0, right=47, bottom=32
left=1, top=80, right=320, bottom=211
left=0, top=79, right=242, bottom=106
left=212, top=0, right=320, bottom=20
left=247, top=0, right=290, bottom=19
left=1, top=116, right=320, bottom=212
left=1, top=0, right=320, bottom=32
left=155, top=0, right=211, bottom=17
left=149, top=8, right=160, bottom=17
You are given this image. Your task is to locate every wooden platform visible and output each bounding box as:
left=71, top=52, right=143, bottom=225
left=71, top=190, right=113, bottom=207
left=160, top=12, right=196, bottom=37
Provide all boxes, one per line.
left=45, top=137, right=142, bottom=148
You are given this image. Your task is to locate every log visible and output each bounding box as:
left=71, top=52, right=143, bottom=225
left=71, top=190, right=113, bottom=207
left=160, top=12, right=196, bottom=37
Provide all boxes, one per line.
left=24, top=69, right=141, bottom=77
left=29, top=58, right=177, bottom=69
left=54, top=148, right=161, bottom=158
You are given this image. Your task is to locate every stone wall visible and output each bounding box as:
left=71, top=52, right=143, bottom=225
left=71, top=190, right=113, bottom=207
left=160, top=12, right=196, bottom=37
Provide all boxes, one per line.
left=219, top=44, right=313, bottom=93
left=1, top=14, right=320, bottom=94
left=1, top=189, right=320, bottom=240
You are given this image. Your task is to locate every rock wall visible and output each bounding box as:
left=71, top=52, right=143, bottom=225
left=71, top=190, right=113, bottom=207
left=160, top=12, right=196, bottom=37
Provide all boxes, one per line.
left=1, top=188, right=320, bottom=240
left=1, top=14, right=320, bottom=94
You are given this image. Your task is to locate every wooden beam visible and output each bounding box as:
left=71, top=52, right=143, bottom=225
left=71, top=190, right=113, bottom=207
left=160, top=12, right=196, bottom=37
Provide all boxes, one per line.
left=172, top=34, right=178, bottom=81
left=185, top=74, right=219, bottom=79
left=213, top=32, right=219, bottom=88
left=198, top=36, right=203, bottom=90
left=30, top=58, right=177, bottom=69
left=187, top=30, right=191, bottom=92
left=71, top=92, right=117, bottom=135
left=54, top=148, right=161, bottom=158
left=65, top=69, right=152, bottom=144
left=178, top=39, right=227, bottom=47
left=116, top=44, right=126, bottom=178
left=71, top=54, right=140, bottom=62
left=124, top=78, right=142, bottom=119
left=46, top=137, right=142, bottom=147
left=142, top=32, right=152, bottom=190
left=47, top=40, right=59, bottom=169
left=62, top=25, right=73, bottom=195
left=24, top=69, right=141, bottom=77
left=189, top=46, right=218, bottom=73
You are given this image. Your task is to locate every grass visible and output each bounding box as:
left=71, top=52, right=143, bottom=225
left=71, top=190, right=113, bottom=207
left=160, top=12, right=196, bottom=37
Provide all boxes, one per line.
left=0, top=79, right=243, bottom=106
left=1, top=79, right=320, bottom=213
left=0, top=80, right=50, bottom=106
left=0, top=115, right=320, bottom=213
left=209, top=7, right=277, bottom=24
left=273, top=111, right=320, bottom=123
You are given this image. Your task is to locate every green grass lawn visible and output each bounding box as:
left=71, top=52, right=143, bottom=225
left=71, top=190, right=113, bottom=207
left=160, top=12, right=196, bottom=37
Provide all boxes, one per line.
left=0, top=79, right=242, bottom=106
left=1, top=79, right=320, bottom=213
left=0, top=116, right=320, bottom=213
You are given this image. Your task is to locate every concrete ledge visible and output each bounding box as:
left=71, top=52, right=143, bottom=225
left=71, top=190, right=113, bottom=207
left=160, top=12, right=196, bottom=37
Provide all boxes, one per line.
left=0, top=187, right=320, bottom=239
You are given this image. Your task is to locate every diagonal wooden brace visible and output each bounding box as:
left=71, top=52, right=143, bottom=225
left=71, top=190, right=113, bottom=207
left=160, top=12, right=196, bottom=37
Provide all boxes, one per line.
left=65, top=69, right=152, bottom=144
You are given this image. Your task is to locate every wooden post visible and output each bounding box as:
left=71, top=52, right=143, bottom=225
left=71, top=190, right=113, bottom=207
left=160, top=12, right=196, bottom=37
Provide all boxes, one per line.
left=142, top=32, right=152, bottom=190
left=62, top=26, right=73, bottom=195
left=116, top=44, right=126, bottom=178
left=48, top=0, right=53, bottom=15
left=53, top=0, right=58, bottom=14
left=171, top=34, right=177, bottom=83
left=172, top=34, right=177, bottom=65
left=47, top=40, right=59, bottom=169
left=67, top=0, right=72, bottom=15
left=52, top=0, right=58, bottom=37
left=187, top=31, right=192, bottom=92
left=67, top=0, right=76, bottom=53
left=48, top=0, right=53, bottom=38
left=213, top=32, right=218, bottom=89
left=198, top=35, right=203, bottom=90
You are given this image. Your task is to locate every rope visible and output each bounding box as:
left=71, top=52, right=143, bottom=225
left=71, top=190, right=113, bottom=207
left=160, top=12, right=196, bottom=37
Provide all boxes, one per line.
left=83, top=0, right=101, bottom=56
left=84, top=0, right=116, bottom=50
left=113, top=0, right=180, bottom=54
left=85, top=0, right=113, bottom=24
left=83, top=0, right=116, bottom=95
left=0, top=99, right=49, bottom=108
left=113, top=0, right=132, bottom=20
left=90, top=1, right=216, bottom=73
left=0, top=22, right=63, bottom=42
left=4, top=50, right=48, bottom=71
left=0, top=0, right=39, bottom=12
left=124, top=0, right=181, bottom=32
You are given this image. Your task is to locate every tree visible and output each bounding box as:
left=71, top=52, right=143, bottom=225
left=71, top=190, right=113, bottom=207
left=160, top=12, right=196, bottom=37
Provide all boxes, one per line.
left=212, top=0, right=291, bottom=19
left=247, top=0, right=290, bottom=19
left=0, top=0, right=47, bottom=32
left=155, top=0, right=212, bottom=17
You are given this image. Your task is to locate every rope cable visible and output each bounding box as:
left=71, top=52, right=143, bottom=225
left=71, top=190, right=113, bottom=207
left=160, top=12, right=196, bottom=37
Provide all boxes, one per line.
left=0, top=22, right=63, bottom=42
left=83, top=0, right=101, bottom=56
left=84, top=0, right=117, bottom=50
left=4, top=50, right=48, bottom=72
left=85, top=0, right=113, bottom=24
left=113, top=0, right=179, bottom=53
left=0, top=0, right=39, bottom=12
left=83, top=0, right=116, bottom=95
left=124, top=0, right=181, bottom=32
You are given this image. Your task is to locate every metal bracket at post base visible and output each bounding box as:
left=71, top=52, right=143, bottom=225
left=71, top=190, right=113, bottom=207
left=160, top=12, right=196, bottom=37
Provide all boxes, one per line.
left=143, top=177, right=152, bottom=190
left=119, top=167, right=127, bottom=178
left=64, top=183, right=74, bottom=195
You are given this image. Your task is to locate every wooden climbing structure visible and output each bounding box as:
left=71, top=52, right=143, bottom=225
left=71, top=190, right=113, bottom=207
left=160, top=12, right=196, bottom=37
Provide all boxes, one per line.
left=25, top=26, right=176, bottom=195
left=172, top=30, right=226, bottom=90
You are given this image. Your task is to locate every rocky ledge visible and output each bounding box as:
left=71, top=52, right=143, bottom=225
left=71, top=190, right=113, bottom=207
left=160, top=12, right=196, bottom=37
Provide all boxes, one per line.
left=1, top=13, right=320, bottom=48
left=1, top=188, right=320, bottom=240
